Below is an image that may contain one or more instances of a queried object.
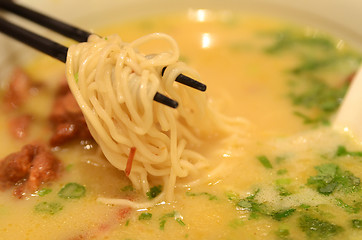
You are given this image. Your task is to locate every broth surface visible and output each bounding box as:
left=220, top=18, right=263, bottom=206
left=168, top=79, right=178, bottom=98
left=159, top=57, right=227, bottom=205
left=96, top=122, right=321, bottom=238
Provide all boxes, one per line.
left=0, top=11, right=361, bottom=240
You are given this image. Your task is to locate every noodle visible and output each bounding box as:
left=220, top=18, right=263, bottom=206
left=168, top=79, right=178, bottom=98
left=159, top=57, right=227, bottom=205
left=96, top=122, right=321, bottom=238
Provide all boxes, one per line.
left=66, top=33, right=247, bottom=207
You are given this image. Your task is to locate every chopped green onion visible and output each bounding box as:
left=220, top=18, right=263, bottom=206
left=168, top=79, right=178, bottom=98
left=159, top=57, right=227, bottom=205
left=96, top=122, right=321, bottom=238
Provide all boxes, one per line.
left=146, top=185, right=162, bottom=199
left=37, top=188, right=52, bottom=196
left=58, top=182, right=86, bottom=199
left=228, top=218, right=244, bottom=229
left=335, top=198, right=360, bottom=214
left=34, top=201, right=63, bottom=215
left=65, top=164, right=74, bottom=172
left=336, top=145, right=362, bottom=157
left=159, top=219, right=166, bottom=230
left=159, top=211, right=185, bottom=230
left=272, top=208, right=296, bottom=221
left=257, top=155, right=273, bottom=169
left=277, top=169, right=288, bottom=175
left=276, top=186, right=292, bottom=196
left=125, top=219, right=130, bottom=226
left=275, top=178, right=292, bottom=185
left=139, top=212, right=152, bottom=220
left=352, top=219, right=362, bottom=229
left=299, top=204, right=311, bottom=209
left=307, top=163, right=360, bottom=195
left=185, top=191, right=217, bottom=200
left=121, top=185, right=134, bottom=192
left=299, top=215, right=343, bottom=239
left=275, top=227, right=290, bottom=239
left=176, top=218, right=186, bottom=226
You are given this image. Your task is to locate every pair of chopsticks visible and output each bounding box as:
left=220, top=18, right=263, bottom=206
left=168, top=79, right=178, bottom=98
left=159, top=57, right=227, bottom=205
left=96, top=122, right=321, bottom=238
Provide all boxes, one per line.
left=0, top=1, right=206, bottom=108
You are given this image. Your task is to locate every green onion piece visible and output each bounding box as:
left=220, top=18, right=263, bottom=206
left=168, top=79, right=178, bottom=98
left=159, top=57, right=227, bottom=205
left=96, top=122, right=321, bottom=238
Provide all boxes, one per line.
left=276, top=178, right=292, bottom=185
left=228, top=218, right=244, bottom=229
left=65, top=164, right=74, bottom=172
left=275, top=227, right=290, bottom=238
left=121, top=185, right=134, bottom=192
left=352, top=219, right=362, bottom=229
left=335, top=198, right=360, bottom=214
left=277, top=169, right=288, bottom=175
left=272, top=208, right=296, bottom=221
left=185, top=191, right=217, bottom=200
left=37, top=188, right=52, bottom=196
left=159, top=219, right=166, bottom=230
left=257, top=155, right=273, bottom=169
left=307, top=163, right=360, bottom=195
left=34, top=201, right=63, bottom=215
left=58, top=182, right=86, bottom=199
left=336, top=145, right=362, bottom=157
left=299, top=215, right=343, bottom=239
left=176, top=218, right=186, bottom=226
left=159, top=211, right=185, bottom=230
left=139, top=212, right=152, bottom=220
left=299, top=204, right=311, bottom=209
left=146, top=185, right=162, bottom=199
left=276, top=186, right=292, bottom=196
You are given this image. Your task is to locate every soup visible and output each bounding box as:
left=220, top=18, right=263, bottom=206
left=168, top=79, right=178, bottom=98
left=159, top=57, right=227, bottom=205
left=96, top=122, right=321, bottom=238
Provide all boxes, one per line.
left=0, top=11, right=361, bottom=240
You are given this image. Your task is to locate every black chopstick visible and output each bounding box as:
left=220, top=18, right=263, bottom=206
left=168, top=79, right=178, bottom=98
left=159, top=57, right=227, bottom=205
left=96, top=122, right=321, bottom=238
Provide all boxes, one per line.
left=0, top=0, right=91, bottom=42
left=0, top=17, right=68, bottom=62
left=162, top=67, right=206, bottom=91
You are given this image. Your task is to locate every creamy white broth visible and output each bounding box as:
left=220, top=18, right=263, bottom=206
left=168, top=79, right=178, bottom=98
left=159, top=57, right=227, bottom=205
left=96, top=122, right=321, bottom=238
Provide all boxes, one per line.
left=0, top=12, right=361, bottom=240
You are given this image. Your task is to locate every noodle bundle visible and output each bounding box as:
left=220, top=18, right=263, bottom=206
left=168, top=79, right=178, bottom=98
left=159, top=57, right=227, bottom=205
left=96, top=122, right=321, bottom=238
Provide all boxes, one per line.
left=66, top=33, right=241, bottom=207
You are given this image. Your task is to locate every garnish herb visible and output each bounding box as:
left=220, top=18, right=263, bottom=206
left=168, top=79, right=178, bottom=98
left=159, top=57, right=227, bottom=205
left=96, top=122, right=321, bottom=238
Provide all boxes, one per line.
left=275, top=227, right=290, bottom=239
left=276, top=178, right=292, bottom=185
left=185, top=191, right=217, bottom=200
left=125, top=219, right=130, bottom=226
left=299, top=204, right=311, bottom=209
left=226, top=191, right=240, bottom=203
left=139, top=212, right=152, bottom=220
left=272, top=209, right=296, bottom=221
left=37, top=188, right=52, bottom=196
left=231, top=189, right=297, bottom=221
left=228, top=218, right=244, bottom=229
left=276, top=186, right=292, bottom=196
left=307, top=163, right=360, bottom=195
left=121, top=185, right=134, bottom=192
left=264, top=30, right=336, bottom=54
left=352, top=219, right=362, bottom=229
left=236, top=189, right=271, bottom=219
left=175, top=218, right=186, bottom=226
left=146, top=185, right=162, bottom=199
left=34, top=201, right=63, bottom=215
left=299, top=215, right=343, bottom=239
left=65, top=164, right=74, bottom=172
left=335, top=198, right=361, bottom=214
left=264, top=29, right=362, bottom=126
left=58, top=182, right=86, bottom=199
left=277, top=169, right=288, bottom=175
left=293, top=111, right=330, bottom=125
left=336, top=145, right=362, bottom=157
left=159, top=211, right=185, bottom=230
left=257, top=155, right=273, bottom=169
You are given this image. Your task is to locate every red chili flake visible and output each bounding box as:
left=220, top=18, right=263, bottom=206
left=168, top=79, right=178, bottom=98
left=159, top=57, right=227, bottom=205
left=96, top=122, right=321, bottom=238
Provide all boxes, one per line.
left=125, top=147, right=136, bottom=177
